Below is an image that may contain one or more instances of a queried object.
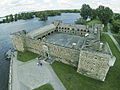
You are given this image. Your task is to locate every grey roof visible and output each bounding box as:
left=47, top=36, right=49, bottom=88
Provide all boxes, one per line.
left=27, top=24, right=56, bottom=38
left=58, top=23, right=87, bottom=30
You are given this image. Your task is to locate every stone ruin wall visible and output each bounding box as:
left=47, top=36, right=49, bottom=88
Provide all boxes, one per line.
left=25, top=36, right=80, bottom=67
left=56, top=26, right=89, bottom=36
left=11, top=34, right=112, bottom=81
left=77, top=50, right=110, bottom=81
left=10, top=22, right=113, bottom=81
left=10, top=35, right=25, bottom=51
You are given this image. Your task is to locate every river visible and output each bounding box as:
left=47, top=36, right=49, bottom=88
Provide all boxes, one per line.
left=0, top=13, right=80, bottom=90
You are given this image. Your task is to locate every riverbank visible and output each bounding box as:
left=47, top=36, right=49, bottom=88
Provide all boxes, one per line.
left=0, top=9, right=80, bottom=24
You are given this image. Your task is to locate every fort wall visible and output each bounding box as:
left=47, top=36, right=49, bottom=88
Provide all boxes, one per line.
left=56, top=26, right=89, bottom=36
left=77, top=50, right=110, bottom=81
left=25, top=37, right=80, bottom=67
left=10, top=35, right=25, bottom=51
left=10, top=21, right=115, bottom=81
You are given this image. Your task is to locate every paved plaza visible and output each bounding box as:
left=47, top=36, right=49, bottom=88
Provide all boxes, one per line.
left=10, top=52, right=66, bottom=90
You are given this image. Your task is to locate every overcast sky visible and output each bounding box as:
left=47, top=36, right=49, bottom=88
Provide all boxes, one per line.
left=0, top=0, right=120, bottom=17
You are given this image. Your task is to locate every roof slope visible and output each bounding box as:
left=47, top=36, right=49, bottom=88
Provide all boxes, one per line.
left=27, top=24, right=56, bottom=38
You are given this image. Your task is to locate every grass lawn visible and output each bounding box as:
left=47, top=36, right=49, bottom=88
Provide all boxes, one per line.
left=17, top=51, right=39, bottom=62
left=33, top=83, right=54, bottom=90
left=52, top=33, right=120, bottom=90
left=113, top=35, right=120, bottom=45
left=103, top=26, right=107, bottom=32
left=86, top=19, right=102, bottom=25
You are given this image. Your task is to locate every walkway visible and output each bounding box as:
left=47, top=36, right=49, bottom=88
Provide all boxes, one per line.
left=103, top=23, right=120, bottom=52
left=9, top=51, right=66, bottom=90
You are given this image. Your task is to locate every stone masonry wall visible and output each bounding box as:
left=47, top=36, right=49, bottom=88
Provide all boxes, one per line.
left=77, top=50, right=110, bottom=81
left=25, top=37, right=80, bottom=67
left=10, top=35, right=25, bottom=51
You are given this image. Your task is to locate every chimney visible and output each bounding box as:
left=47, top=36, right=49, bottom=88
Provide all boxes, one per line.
left=99, top=42, right=104, bottom=51
left=72, top=43, right=76, bottom=49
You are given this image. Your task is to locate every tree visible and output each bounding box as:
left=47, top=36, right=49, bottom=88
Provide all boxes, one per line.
left=90, top=9, right=97, bottom=20
left=2, top=19, right=6, bottom=23
left=111, top=20, right=120, bottom=33
left=5, top=16, right=9, bottom=23
left=113, top=13, right=120, bottom=20
left=75, top=18, right=86, bottom=25
left=80, top=4, right=92, bottom=20
left=9, top=14, right=14, bottom=22
left=14, top=14, right=18, bottom=21
left=17, top=14, right=22, bottom=19
left=96, top=5, right=113, bottom=25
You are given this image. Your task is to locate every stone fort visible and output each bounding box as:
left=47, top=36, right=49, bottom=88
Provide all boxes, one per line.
left=11, top=20, right=116, bottom=81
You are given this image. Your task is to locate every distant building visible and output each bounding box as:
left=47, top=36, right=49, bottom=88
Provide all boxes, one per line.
left=10, top=20, right=116, bottom=81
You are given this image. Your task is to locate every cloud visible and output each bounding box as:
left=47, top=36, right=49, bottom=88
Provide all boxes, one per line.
left=43, top=0, right=51, bottom=3
left=57, top=0, right=72, bottom=4
left=0, top=0, right=119, bottom=17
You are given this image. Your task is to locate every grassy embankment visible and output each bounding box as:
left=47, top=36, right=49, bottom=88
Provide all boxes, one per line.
left=86, top=19, right=102, bottom=25
left=113, top=35, right=120, bottom=45
left=51, top=33, right=120, bottom=90
left=103, top=26, right=107, bottom=32
left=33, top=84, right=54, bottom=90
left=17, top=51, right=39, bottom=62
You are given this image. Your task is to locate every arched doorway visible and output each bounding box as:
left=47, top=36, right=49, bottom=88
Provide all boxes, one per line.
left=42, top=45, right=49, bottom=58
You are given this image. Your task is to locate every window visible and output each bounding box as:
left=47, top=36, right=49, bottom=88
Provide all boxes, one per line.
left=51, top=31, right=54, bottom=33
left=77, top=29, right=79, bottom=31
left=95, top=57, right=97, bottom=59
left=72, top=28, right=74, bottom=30
left=55, top=30, right=58, bottom=32
left=93, top=62, right=96, bottom=66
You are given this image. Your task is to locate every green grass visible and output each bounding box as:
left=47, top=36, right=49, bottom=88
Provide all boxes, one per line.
left=33, top=84, right=54, bottom=90
left=103, top=26, right=107, bottom=32
left=86, top=19, right=102, bottom=25
left=113, top=35, right=120, bottom=45
left=52, top=33, right=120, bottom=90
left=17, top=51, right=39, bottom=62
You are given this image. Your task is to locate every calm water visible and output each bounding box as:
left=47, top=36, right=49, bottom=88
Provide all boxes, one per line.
left=0, top=13, right=80, bottom=90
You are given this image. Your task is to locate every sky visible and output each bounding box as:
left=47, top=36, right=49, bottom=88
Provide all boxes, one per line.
left=0, top=0, right=120, bottom=17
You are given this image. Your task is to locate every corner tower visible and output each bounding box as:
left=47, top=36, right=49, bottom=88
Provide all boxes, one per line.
left=10, top=30, right=26, bottom=52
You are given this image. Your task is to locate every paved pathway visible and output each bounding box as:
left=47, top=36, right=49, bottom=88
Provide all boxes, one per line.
left=10, top=51, right=66, bottom=90
left=103, top=23, right=120, bottom=52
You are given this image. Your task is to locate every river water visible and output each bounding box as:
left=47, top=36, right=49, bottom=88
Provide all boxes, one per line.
left=0, top=13, right=80, bottom=90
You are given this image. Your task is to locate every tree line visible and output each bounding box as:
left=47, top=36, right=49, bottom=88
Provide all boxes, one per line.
left=77, top=4, right=120, bottom=33
left=78, top=4, right=113, bottom=25
left=111, top=13, right=120, bottom=33
left=0, top=9, right=80, bottom=24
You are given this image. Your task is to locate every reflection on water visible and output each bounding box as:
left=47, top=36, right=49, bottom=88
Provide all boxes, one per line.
left=0, top=13, right=80, bottom=90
